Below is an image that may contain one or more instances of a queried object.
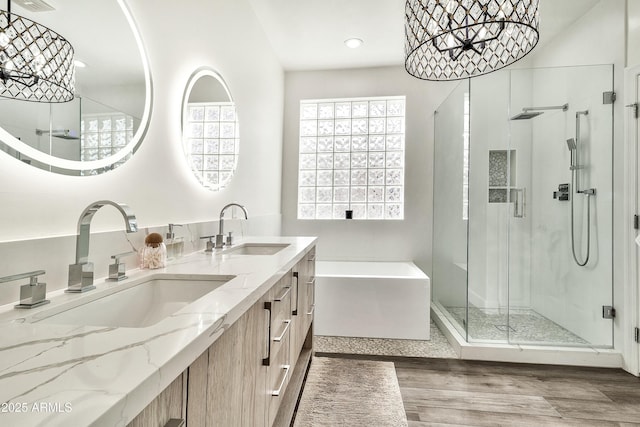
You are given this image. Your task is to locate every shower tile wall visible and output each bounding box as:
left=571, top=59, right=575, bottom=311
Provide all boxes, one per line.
left=489, top=150, right=508, bottom=186
left=488, top=150, right=515, bottom=203
left=524, top=65, right=613, bottom=346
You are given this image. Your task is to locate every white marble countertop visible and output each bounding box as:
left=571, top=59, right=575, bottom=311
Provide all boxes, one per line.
left=0, top=236, right=317, bottom=427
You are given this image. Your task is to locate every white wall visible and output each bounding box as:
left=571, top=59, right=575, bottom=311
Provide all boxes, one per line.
left=628, top=0, right=640, bottom=67
left=280, top=66, right=455, bottom=274
left=80, top=83, right=147, bottom=120
left=0, top=0, right=284, bottom=306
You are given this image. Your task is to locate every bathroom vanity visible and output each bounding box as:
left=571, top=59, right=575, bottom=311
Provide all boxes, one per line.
left=0, top=236, right=316, bottom=427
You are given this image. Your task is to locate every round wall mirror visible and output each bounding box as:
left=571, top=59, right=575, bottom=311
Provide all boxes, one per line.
left=0, top=0, right=152, bottom=175
left=182, top=68, right=239, bottom=191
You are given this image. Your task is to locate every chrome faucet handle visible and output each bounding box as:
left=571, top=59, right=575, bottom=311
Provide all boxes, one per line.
left=225, top=231, right=233, bottom=247
left=200, top=235, right=216, bottom=252
left=215, top=234, right=225, bottom=249
left=67, top=262, right=95, bottom=293
left=107, top=251, right=136, bottom=282
left=0, top=270, right=50, bottom=309
left=167, top=223, right=183, bottom=240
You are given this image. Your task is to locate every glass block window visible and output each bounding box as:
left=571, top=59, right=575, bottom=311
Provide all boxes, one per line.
left=81, top=113, right=134, bottom=175
left=297, top=96, right=405, bottom=220
left=184, top=101, right=239, bottom=190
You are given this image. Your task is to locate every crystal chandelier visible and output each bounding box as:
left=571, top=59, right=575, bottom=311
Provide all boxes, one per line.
left=0, top=0, right=74, bottom=102
left=405, top=0, right=539, bottom=81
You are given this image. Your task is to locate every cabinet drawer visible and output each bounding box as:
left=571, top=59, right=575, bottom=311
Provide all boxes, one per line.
left=270, top=317, right=292, bottom=358
left=306, top=275, right=315, bottom=323
left=304, top=250, right=316, bottom=330
left=262, top=276, right=292, bottom=368
left=268, top=333, right=291, bottom=426
left=272, top=287, right=291, bottom=319
left=271, top=281, right=292, bottom=327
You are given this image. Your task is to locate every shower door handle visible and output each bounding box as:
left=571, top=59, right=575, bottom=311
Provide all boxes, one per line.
left=512, top=188, right=526, bottom=218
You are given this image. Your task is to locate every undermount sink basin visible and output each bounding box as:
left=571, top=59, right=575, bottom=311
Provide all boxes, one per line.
left=36, top=275, right=233, bottom=328
left=221, top=243, right=289, bottom=256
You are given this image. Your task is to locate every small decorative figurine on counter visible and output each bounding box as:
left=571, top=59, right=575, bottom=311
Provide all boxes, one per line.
left=140, top=232, right=166, bottom=269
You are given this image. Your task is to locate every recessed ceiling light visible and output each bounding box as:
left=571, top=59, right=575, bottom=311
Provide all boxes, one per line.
left=344, top=38, right=363, bottom=49
left=74, top=59, right=87, bottom=68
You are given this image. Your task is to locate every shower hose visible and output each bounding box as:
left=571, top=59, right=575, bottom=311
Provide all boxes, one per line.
left=570, top=170, right=592, bottom=267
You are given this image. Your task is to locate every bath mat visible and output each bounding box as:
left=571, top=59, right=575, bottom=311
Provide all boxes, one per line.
left=293, top=357, right=408, bottom=427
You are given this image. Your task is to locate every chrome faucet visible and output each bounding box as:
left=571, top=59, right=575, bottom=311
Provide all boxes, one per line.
left=216, top=203, right=248, bottom=248
left=0, top=270, right=49, bottom=309
left=166, top=223, right=182, bottom=240
left=67, top=200, right=138, bottom=293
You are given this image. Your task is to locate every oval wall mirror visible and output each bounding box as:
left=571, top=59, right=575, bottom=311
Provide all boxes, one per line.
left=182, top=68, right=239, bottom=191
left=0, top=0, right=152, bottom=175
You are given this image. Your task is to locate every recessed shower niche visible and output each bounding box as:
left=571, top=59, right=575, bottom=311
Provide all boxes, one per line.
left=488, top=149, right=516, bottom=203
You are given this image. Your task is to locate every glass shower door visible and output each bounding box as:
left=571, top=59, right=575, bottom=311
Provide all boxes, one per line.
left=507, top=65, right=614, bottom=347
left=466, top=70, right=512, bottom=343
left=432, top=80, right=470, bottom=339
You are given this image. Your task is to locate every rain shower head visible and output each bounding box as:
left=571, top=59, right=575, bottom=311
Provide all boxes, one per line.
left=566, top=138, right=577, bottom=151
left=510, top=103, right=569, bottom=121
left=510, top=111, right=544, bottom=120
left=35, top=129, right=80, bottom=140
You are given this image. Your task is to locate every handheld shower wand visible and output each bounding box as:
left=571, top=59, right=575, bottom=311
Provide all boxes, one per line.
left=566, top=138, right=577, bottom=169
left=568, top=111, right=595, bottom=267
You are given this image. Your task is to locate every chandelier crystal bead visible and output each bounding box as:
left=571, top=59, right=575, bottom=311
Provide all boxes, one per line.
left=405, top=0, right=539, bottom=81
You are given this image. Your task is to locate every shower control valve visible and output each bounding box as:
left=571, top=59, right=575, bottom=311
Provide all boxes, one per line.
left=553, top=183, right=570, bottom=201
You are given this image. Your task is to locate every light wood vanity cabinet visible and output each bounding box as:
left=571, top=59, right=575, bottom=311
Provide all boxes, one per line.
left=304, top=247, right=316, bottom=337
left=127, top=374, right=185, bottom=427
left=127, top=247, right=315, bottom=427
left=288, top=268, right=302, bottom=376
left=273, top=248, right=315, bottom=427
left=266, top=275, right=293, bottom=426
left=289, top=248, right=315, bottom=370
left=205, top=293, right=268, bottom=427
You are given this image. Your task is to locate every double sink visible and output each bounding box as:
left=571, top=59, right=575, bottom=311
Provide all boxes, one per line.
left=12, top=243, right=289, bottom=329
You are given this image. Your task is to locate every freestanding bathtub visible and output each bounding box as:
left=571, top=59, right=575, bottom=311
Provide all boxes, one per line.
left=315, top=261, right=430, bottom=340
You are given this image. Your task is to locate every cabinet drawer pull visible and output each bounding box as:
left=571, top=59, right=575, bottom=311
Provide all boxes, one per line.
left=262, top=302, right=272, bottom=366
left=271, top=365, right=291, bottom=396
left=273, top=319, right=291, bottom=342
left=292, top=272, right=299, bottom=315
left=164, top=419, right=185, bottom=427
left=274, top=286, right=291, bottom=302
left=307, top=255, right=316, bottom=262
left=306, top=277, right=316, bottom=286
left=306, top=305, right=315, bottom=316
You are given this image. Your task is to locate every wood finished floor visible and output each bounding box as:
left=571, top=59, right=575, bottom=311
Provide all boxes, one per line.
left=317, top=354, right=640, bottom=426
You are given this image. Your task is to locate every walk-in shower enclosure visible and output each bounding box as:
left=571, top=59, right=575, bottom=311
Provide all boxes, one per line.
left=433, top=65, right=614, bottom=347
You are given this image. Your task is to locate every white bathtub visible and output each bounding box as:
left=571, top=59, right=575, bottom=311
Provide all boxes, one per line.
left=315, top=261, right=430, bottom=340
